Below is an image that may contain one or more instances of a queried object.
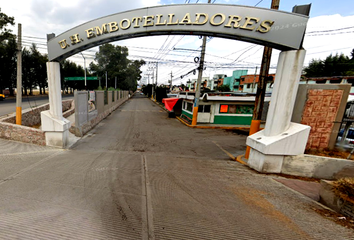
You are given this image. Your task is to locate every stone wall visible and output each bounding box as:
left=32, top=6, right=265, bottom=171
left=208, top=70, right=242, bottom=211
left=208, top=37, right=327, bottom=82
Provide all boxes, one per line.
left=0, top=92, right=129, bottom=145
left=0, top=122, right=46, bottom=145
left=1, top=100, right=73, bottom=127
left=0, top=100, right=74, bottom=146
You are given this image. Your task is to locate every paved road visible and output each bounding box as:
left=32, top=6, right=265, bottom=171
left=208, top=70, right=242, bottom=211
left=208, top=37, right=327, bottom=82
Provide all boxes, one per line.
left=0, top=94, right=73, bottom=117
left=0, top=93, right=352, bottom=239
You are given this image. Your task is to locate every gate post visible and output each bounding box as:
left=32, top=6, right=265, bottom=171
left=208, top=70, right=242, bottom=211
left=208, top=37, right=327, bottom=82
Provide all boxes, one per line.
left=41, top=62, right=71, bottom=148
left=246, top=49, right=310, bottom=173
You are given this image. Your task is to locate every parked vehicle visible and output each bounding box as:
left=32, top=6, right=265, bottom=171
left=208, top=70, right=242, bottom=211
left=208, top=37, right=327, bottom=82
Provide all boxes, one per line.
left=337, top=128, right=354, bottom=145
left=0, top=93, right=5, bottom=101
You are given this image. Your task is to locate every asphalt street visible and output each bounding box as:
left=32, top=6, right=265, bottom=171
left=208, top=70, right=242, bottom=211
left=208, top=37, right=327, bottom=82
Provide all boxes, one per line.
left=0, top=93, right=352, bottom=239
left=0, top=94, right=73, bottom=117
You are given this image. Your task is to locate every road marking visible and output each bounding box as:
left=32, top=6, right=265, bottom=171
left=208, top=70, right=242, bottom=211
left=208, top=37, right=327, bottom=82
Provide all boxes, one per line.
left=212, top=141, right=247, bottom=165
left=141, top=155, right=155, bottom=240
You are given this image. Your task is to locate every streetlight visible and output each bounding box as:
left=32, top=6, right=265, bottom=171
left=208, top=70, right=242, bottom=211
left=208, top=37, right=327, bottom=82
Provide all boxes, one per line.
left=80, top=52, right=87, bottom=89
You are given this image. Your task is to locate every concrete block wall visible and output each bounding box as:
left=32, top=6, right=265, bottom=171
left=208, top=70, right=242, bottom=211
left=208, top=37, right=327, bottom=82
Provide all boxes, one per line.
left=292, top=84, right=351, bottom=150
left=74, top=91, right=89, bottom=128
left=70, top=90, right=129, bottom=137
left=301, top=89, right=343, bottom=149
left=96, top=91, right=105, bottom=115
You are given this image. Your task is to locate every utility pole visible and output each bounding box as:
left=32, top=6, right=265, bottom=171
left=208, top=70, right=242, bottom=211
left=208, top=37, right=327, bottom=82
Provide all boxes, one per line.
left=155, top=62, right=158, bottom=100
left=151, top=66, right=155, bottom=100
left=80, top=52, right=86, bottom=89
left=191, top=35, right=207, bottom=126
left=16, top=23, right=22, bottom=125
left=252, top=66, right=258, bottom=93
left=146, top=73, right=150, bottom=85
left=105, top=71, right=108, bottom=89
left=155, top=62, right=158, bottom=85
left=245, top=0, right=279, bottom=159
left=115, top=77, right=117, bottom=89
left=191, top=0, right=211, bottom=126
left=169, top=71, right=173, bottom=91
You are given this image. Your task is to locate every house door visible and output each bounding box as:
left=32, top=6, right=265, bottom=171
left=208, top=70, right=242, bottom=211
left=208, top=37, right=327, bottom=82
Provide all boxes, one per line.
left=197, top=105, right=212, bottom=123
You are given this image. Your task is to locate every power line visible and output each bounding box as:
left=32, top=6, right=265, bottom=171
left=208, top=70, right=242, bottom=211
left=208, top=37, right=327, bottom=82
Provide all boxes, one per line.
left=306, top=31, right=354, bottom=36
left=306, top=26, right=354, bottom=34
left=254, top=0, right=264, bottom=7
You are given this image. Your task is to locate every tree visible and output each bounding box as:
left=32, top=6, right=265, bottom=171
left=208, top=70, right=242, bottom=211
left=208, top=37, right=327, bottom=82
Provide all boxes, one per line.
left=0, top=9, right=15, bottom=95
left=0, top=37, right=16, bottom=95
left=216, top=84, right=231, bottom=92
left=89, top=43, right=145, bottom=90
left=60, top=59, right=84, bottom=92
left=20, top=44, right=48, bottom=95
left=303, top=59, right=324, bottom=77
left=0, top=8, right=15, bottom=43
left=121, top=59, right=145, bottom=91
left=22, top=47, right=32, bottom=95
left=30, top=44, right=48, bottom=94
left=304, top=50, right=354, bottom=77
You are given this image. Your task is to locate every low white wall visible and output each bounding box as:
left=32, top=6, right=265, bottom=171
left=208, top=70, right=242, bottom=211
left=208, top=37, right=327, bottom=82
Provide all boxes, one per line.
left=282, top=154, right=354, bottom=180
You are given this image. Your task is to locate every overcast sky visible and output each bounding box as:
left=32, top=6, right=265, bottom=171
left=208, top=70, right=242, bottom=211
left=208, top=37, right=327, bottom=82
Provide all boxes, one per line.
left=2, top=0, right=354, bottom=85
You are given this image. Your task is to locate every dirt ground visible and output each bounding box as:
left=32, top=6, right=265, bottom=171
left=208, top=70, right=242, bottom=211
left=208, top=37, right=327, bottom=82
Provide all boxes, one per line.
left=314, top=207, right=354, bottom=230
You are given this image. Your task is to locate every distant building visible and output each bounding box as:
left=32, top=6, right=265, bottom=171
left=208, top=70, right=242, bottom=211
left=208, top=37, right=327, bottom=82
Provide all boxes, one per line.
left=210, top=74, right=227, bottom=90
left=239, top=73, right=275, bottom=93
left=187, top=77, right=210, bottom=91
left=208, top=70, right=249, bottom=92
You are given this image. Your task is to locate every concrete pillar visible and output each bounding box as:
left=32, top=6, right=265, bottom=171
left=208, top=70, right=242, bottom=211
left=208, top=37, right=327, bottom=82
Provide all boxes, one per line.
left=246, top=50, right=310, bottom=173
left=264, top=50, right=306, bottom=137
left=41, top=62, right=71, bottom=148
left=47, top=62, right=63, bottom=118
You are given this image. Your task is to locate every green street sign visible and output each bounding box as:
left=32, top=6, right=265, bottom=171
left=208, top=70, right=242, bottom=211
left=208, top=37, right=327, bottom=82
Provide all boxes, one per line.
left=64, top=77, right=98, bottom=81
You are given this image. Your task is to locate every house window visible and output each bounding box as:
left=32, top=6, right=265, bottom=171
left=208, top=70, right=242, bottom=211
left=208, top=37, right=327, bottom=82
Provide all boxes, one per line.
left=198, top=105, right=211, bottom=113
left=219, top=104, right=254, bottom=114
left=220, top=105, right=229, bottom=113
left=247, top=83, right=251, bottom=88
left=184, top=102, right=193, bottom=112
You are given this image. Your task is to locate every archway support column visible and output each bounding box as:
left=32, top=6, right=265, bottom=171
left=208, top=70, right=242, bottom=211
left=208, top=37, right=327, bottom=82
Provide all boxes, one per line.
left=41, top=62, right=71, bottom=148
left=246, top=49, right=310, bottom=173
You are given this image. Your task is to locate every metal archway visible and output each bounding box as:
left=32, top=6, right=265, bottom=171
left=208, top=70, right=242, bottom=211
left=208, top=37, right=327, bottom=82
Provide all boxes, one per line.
left=43, top=3, right=310, bottom=157
left=47, top=4, right=308, bottom=61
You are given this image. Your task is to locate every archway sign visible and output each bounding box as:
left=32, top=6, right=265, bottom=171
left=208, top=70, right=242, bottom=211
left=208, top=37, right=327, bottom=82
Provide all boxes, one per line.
left=43, top=3, right=310, bottom=175
left=47, top=4, right=308, bottom=61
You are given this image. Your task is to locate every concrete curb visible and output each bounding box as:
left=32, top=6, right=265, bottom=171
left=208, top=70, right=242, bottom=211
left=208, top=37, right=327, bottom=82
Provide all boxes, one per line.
left=319, top=180, right=354, bottom=218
